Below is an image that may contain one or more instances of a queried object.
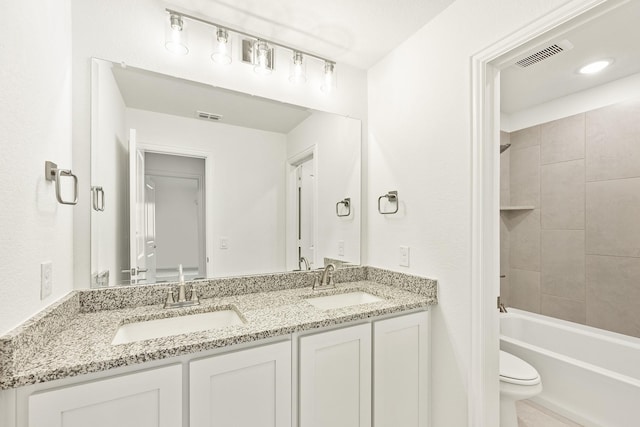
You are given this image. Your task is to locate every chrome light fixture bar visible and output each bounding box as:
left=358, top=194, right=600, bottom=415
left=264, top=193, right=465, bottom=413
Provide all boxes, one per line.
left=165, top=8, right=336, bottom=86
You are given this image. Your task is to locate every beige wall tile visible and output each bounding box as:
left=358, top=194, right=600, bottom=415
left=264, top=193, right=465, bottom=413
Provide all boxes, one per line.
left=510, top=125, right=540, bottom=151
left=510, top=145, right=540, bottom=207
left=541, top=113, right=585, bottom=165
left=500, top=216, right=510, bottom=306
left=500, top=277, right=510, bottom=307
left=500, top=216, right=510, bottom=274
left=586, top=178, right=640, bottom=257
left=500, top=147, right=510, bottom=206
left=541, top=294, right=586, bottom=324
left=586, top=255, right=640, bottom=338
left=586, top=98, right=640, bottom=181
left=541, top=230, right=585, bottom=300
left=507, top=209, right=540, bottom=271
left=509, top=269, right=540, bottom=313
left=541, top=160, right=585, bottom=229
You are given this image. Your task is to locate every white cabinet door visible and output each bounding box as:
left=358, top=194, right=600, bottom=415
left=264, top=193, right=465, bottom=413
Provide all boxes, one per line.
left=374, top=311, right=430, bottom=427
left=190, top=341, right=291, bottom=427
left=299, top=323, right=371, bottom=427
left=28, top=364, right=182, bottom=427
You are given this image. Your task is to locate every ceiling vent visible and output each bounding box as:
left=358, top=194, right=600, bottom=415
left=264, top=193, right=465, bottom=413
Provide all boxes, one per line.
left=196, top=111, right=223, bottom=121
left=515, top=39, right=574, bottom=68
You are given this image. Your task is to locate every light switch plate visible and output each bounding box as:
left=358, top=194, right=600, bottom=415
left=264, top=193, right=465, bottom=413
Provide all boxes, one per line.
left=399, top=246, right=410, bottom=267
left=220, top=238, right=229, bottom=250
left=41, top=261, right=52, bottom=299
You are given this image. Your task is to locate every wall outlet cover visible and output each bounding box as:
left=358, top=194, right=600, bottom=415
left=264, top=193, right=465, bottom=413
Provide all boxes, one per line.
left=399, top=246, right=410, bottom=267
left=220, top=238, right=229, bottom=250
left=41, top=261, right=53, bottom=299
left=338, top=240, right=345, bottom=256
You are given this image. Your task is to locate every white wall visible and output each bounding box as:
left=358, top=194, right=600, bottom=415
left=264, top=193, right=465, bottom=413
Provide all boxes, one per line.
left=366, top=1, right=579, bottom=425
left=127, top=108, right=287, bottom=277
left=91, top=60, right=128, bottom=286
left=71, top=0, right=368, bottom=288
left=503, top=71, right=640, bottom=131
left=287, top=113, right=361, bottom=268
left=0, top=0, right=74, bottom=335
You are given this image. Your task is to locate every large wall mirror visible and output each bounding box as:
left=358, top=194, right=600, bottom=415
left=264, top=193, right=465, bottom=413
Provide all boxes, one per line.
left=90, top=58, right=361, bottom=287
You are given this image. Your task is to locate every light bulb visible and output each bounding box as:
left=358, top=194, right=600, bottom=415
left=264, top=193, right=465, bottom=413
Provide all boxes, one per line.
left=165, top=14, right=188, bottom=55
left=289, top=52, right=307, bottom=84
left=253, top=41, right=272, bottom=75
left=211, top=28, right=232, bottom=65
left=321, top=61, right=336, bottom=93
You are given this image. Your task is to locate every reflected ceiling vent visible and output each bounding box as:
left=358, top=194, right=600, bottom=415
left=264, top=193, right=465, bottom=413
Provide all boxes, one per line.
left=515, top=39, right=574, bottom=68
left=196, top=110, right=223, bottom=121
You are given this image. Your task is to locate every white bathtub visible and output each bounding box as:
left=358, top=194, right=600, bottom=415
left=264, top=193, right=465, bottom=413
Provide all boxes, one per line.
left=500, top=309, right=640, bottom=427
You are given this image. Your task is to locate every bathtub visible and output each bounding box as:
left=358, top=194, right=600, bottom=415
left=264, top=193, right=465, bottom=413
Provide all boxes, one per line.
left=500, top=309, right=640, bottom=427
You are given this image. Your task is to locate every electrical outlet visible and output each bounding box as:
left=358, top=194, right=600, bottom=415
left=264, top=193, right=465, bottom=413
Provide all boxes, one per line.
left=220, top=238, right=229, bottom=250
left=399, top=246, right=410, bottom=267
left=338, top=240, right=345, bottom=256
left=41, top=261, right=52, bottom=299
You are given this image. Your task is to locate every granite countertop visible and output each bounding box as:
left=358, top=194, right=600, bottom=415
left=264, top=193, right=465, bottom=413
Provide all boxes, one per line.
left=0, top=267, right=437, bottom=389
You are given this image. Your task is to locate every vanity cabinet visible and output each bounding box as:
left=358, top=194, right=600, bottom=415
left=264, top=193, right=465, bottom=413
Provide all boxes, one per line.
left=9, top=311, right=429, bottom=427
left=298, top=312, right=429, bottom=427
left=299, top=323, right=372, bottom=427
left=189, top=341, right=291, bottom=427
left=373, top=311, right=430, bottom=427
left=27, top=364, right=182, bottom=427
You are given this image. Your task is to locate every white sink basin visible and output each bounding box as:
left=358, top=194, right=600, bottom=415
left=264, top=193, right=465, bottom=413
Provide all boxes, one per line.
left=112, top=309, right=245, bottom=345
left=305, top=291, right=384, bottom=310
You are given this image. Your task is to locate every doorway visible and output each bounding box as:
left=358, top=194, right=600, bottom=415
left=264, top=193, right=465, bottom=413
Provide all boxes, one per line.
left=144, top=152, right=206, bottom=282
left=471, top=0, right=630, bottom=425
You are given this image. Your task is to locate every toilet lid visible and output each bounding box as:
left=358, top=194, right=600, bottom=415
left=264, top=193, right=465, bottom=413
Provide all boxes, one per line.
left=499, top=351, right=540, bottom=385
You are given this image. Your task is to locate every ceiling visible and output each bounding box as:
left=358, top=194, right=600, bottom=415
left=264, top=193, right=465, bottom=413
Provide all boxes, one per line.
left=164, top=0, right=456, bottom=70
left=112, top=64, right=312, bottom=134
left=501, top=1, right=640, bottom=114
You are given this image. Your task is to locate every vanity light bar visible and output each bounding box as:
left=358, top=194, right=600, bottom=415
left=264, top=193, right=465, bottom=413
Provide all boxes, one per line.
left=165, top=8, right=335, bottom=65
left=165, top=8, right=336, bottom=88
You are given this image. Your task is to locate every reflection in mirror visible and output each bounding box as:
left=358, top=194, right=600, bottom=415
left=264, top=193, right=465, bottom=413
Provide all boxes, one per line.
left=90, top=58, right=361, bottom=287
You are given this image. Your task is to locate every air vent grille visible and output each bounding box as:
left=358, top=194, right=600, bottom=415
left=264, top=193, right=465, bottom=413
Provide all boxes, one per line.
left=516, top=44, right=565, bottom=68
left=196, top=111, right=223, bottom=121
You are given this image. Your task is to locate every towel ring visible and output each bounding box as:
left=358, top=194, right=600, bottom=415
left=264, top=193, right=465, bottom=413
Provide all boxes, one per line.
left=377, top=190, right=398, bottom=215
left=45, top=161, right=78, bottom=205
left=336, top=197, right=351, bottom=217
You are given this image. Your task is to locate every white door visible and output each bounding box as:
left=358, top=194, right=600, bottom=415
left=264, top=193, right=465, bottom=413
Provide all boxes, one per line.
left=299, top=324, right=371, bottom=427
left=128, top=129, right=147, bottom=283
left=374, top=312, right=430, bottom=427
left=190, top=341, right=292, bottom=427
left=297, top=158, right=315, bottom=269
left=144, top=176, right=157, bottom=284
left=28, top=365, right=182, bottom=427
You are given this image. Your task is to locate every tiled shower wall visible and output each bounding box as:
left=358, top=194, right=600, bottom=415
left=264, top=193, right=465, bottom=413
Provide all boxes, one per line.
left=500, top=98, right=640, bottom=338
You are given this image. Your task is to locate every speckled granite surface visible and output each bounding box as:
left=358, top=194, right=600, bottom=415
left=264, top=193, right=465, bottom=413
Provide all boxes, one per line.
left=0, top=267, right=437, bottom=389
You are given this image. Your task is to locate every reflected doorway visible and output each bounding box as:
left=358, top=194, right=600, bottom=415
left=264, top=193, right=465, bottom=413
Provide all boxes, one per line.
left=144, top=153, right=206, bottom=283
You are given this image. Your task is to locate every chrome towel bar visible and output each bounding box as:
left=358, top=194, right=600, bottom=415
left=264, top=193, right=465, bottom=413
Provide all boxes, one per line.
left=336, top=197, right=351, bottom=217
left=378, top=190, right=399, bottom=214
left=45, top=161, right=78, bottom=205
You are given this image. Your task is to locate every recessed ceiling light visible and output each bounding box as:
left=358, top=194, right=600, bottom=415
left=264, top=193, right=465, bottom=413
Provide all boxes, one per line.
left=579, top=60, right=611, bottom=75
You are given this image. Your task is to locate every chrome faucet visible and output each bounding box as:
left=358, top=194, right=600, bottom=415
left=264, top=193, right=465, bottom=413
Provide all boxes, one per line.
left=300, top=256, right=310, bottom=271
left=164, top=264, right=200, bottom=309
left=313, top=263, right=336, bottom=291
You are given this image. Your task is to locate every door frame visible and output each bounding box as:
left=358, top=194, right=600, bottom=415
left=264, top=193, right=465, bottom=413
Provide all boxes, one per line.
left=286, top=145, right=318, bottom=271
left=469, top=0, right=617, bottom=425
left=137, top=141, right=213, bottom=279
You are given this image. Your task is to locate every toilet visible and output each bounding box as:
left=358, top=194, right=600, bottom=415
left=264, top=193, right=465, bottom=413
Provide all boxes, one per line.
left=499, top=350, right=542, bottom=427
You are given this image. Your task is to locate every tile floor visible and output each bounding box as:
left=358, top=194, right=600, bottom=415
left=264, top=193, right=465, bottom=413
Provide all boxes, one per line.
left=517, top=400, right=583, bottom=427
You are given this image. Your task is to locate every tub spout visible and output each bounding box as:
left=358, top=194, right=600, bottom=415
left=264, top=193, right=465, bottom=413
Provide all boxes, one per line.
left=498, top=296, right=508, bottom=313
